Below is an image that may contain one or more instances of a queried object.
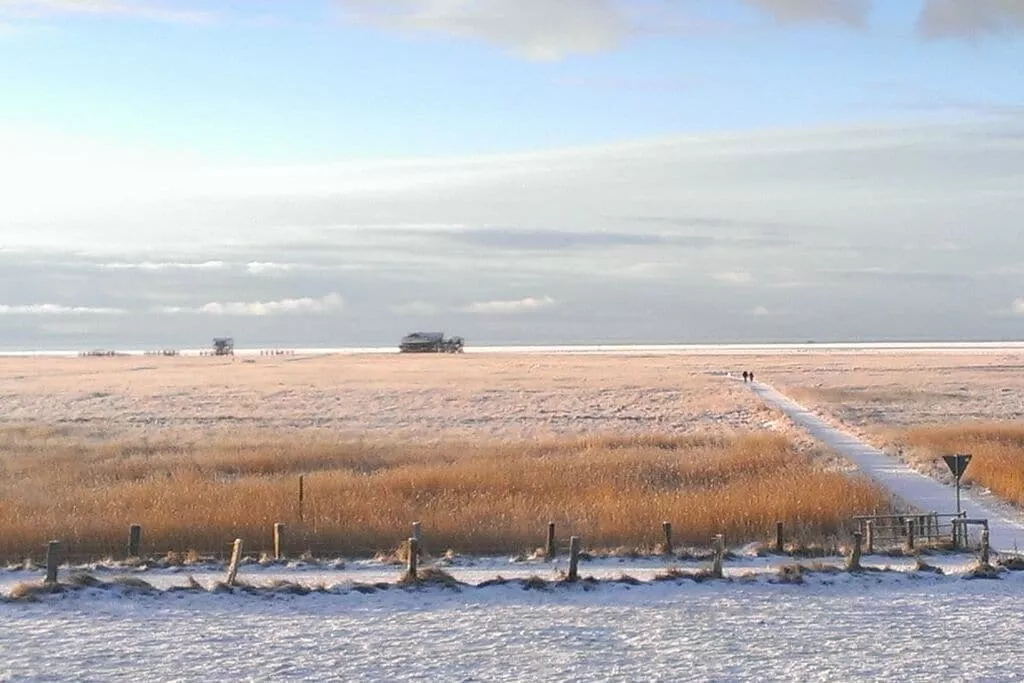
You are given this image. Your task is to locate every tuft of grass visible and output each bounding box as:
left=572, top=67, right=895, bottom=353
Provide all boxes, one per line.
left=996, top=555, right=1024, bottom=571
left=963, top=562, right=1004, bottom=580
left=774, top=564, right=804, bottom=584
left=398, top=567, right=464, bottom=589
left=653, top=567, right=688, bottom=582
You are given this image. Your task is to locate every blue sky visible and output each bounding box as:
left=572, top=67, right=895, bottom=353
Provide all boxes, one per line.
left=0, top=0, right=1023, bottom=348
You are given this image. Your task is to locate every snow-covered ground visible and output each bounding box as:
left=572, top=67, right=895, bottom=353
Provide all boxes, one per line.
left=2, top=555, right=1023, bottom=682
left=751, top=381, right=1024, bottom=552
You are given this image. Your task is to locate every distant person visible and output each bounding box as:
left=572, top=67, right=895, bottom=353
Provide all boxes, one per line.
left=742, top=371, right=749, bottom=383
left=748, top=371, right=755, bottom=383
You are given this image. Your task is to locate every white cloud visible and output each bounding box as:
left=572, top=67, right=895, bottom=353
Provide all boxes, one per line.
left=100, top=260, right=227, bottom=271
left=245, top=261, right=295, bottom=275
left=334, top=0, right=880, bottom=61
left=160, top=293, right=345, bottom=317
left=0, top=302, right=125, bottom=315
left=0, top=0, right=214, bottom=23
left=337, top=0, right=629, bottom=60
left=751, top=305, right=772, bottom=316
left=741, top=0, right=869, bottom=26
left=462, top=295, right=555, bottom=314
left=919, top=0, right=1024, bottom=38
left=1011, top=298, right=1024, bottom=316
left=713, top=271, right=754, bottom=284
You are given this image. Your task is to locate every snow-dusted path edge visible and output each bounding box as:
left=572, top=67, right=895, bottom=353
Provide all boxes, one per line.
left=751, top=381, right=1024, bottom=552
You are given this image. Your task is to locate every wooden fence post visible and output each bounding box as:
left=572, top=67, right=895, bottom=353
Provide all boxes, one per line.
left=226, top=538, right=243, bottom=586
left=412, top=521, right=422, bottom=558
left=864, top=521, right=874, bottom=555
left=662, top=521, right=673, bottom=556
left=45, top=540, right=60, bottom=584
left=905, top=519, right=915, bottom=553
left=273, top=523, right=285, bottom=561
left=298, top=475, right=304, bottom=523
left=846, top=532, right=862, bottom=571
left=568, top=536, right=581, bottom=582
left=774, top=521, right=784, bottom=554
left=406, top=538, right=419, bottom=581
left=711, top=534, right=724, bottom=579
left=128, top=524, right=142, bottom=558
left=546, top=522, right=556, bottom=560
left=980, top=529, right=990, bottom=566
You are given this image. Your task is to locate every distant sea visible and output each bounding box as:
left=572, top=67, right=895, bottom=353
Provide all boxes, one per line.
left=2, top=341, right=1024, bottom=357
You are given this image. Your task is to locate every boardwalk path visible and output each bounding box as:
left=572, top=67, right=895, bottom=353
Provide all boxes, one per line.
left=750, top=381, right=1024, bottom=552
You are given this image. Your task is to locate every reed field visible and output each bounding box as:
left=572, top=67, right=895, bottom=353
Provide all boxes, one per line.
left=895, top=424, right=1024, bottom=508
left=0, top=426, right=889, bottom=561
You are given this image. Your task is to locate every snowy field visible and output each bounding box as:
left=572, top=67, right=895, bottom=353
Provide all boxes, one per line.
left=3, top=555, right=1024, bottom=682
left=1, top=553, right=1023, bottom=681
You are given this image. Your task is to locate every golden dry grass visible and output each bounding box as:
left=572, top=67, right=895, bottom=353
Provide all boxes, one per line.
left=899, top=424, right=1024, bottom=507
left=0, top=427, right=889, bottom=560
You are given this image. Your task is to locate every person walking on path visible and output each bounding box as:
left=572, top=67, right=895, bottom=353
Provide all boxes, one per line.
left=742, top=371, right=749, bottom=383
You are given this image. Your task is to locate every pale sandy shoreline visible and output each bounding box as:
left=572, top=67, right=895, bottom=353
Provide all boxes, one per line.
left=1, top=350, right=1022, bottom=440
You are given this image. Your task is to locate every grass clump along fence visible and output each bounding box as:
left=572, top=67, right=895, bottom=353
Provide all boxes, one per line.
left=900, top=424, right=1024, bottom=508
left=0, top=427, right=889, bottom=561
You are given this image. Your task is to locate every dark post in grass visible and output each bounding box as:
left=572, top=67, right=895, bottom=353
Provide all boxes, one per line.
left=979, top=529, right=991, bottom=566
left=864, top=521, right=874, bottom=555
left=905, top=519, right=915, bottom=553
left=846, top=532, right=862, bottom=572
left=128, top=524, right=142, bottom=558
left=711, top=534, right=724, bottom=579
left=568, top=536, right=581, bottom=582
left=44, top=540, right=60, bottom=584
left=774, top=521, right=784, bottom=554
left=226, top=538, right=243, bottom=586
left=406, top=537, right=419, bottom=582
left=546, top=522, right=556, bottom=561
left=298, top=475, right=305, bottom=523
left=273, top=523, right=285, bottom=561
left=662, top=521, right=673, bottom=556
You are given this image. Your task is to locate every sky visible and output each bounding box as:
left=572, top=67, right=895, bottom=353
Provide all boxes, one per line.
left=0, top=0, right=1023, bottom=349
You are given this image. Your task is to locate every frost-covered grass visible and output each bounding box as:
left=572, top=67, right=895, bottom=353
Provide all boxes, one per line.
left=0, top=429, right=889, bottom=561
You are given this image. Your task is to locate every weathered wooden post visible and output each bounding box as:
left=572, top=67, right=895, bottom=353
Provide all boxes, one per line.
left=226, top=538, right=243, bottom=586
left=774, top=521, right=784, bottom=554
left=128, top=524, right=142, bottom=558
left=662, top=521, right=674, bottom=555
left=711, top=534, right=724, bottom=579
left=406, top=537, right=419, bottom=581
left=905, top=519, right=915, bottom=552
left=298, top=475, right=305, bottom=523
left=546, top=522, right=556, bottom=560
left=412, top=521, right=422, bottom=558
left=273, top=523, right=285, bottom=560
left=568, top=536, right=581, bottom=582
left=846, top=532, right=863, bottom=572
left=980, top=529, right=990, bottom=566
left=44, top=540, right=60, bottom=584
left=864, top=520, right=874, bottom=555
